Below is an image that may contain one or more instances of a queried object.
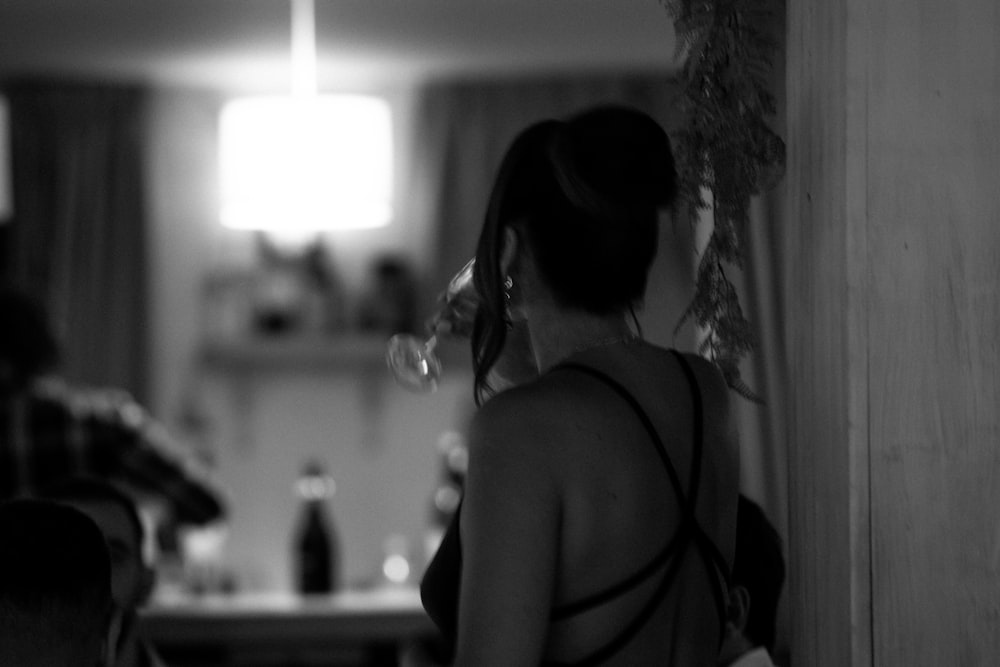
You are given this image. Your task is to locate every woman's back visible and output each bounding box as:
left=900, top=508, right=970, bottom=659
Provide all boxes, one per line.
left=465, top=341, right=738, bottom=666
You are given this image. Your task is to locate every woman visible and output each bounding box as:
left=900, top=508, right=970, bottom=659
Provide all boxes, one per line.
left=421, top=105, right=740, bottom=666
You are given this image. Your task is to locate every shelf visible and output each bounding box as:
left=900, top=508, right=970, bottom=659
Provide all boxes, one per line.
left=197, top=333, right=472, bottom=448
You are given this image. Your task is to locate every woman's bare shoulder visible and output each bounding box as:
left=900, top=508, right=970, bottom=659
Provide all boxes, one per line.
left=468, top=374, right=606, bottom=464
left=461, top=382, right=576, bottom=514
left=472, top=376, right=582, bottom=436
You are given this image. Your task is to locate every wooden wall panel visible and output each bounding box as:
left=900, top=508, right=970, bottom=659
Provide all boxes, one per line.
left=866, top=0, right=1000, bottom=662
left=785, top=0, right=872, bottom=664
left=787, top=0, right=1000, bottom=663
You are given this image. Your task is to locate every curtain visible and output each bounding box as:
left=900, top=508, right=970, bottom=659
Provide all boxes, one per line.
left=731, top=183, right=790, bottom=664
left=731, top=17, right=791, bottom=658
left=733, top=190, right=789, bottom=543
left=1, top=80, right=149, bottom=400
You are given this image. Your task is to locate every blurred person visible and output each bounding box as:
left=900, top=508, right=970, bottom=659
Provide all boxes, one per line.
left=0, top=498, right=117, bottom=667
left=420, top=105, right=740, bottom=665
left=45, top=476, right=166, bottom=667
left=0, top=285, right=59, bottom=393
left=717, top=495, right=786, bottom=667
left=0, top=285, right=224, bottom=525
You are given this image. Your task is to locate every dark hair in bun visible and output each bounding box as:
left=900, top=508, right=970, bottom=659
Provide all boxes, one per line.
left=471, top=105, right=677, bottom=403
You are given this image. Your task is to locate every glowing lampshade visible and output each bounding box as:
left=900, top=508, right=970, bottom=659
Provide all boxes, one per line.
left=219, top=95, right=393, bottom=232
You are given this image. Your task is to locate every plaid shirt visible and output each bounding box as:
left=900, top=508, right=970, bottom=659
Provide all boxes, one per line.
left=0, top=378, right=225, bottom=525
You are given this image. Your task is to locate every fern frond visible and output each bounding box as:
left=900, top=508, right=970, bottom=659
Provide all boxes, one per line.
left=659, top=0, right=784, bottom=401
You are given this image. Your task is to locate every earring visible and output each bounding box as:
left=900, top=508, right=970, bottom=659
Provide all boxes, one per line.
left=503, top=275, right=514, bottom=327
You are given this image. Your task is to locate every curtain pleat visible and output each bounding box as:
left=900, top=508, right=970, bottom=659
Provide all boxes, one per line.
left=735, top=188, right=789, bottom=539
left=2, top=80, right=149, bottom=400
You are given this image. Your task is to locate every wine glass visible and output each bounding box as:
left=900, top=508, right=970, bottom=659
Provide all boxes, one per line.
left=386, top=259, right=477, bottom=392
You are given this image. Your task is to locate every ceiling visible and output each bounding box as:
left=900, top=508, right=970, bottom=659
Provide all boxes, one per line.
left=0, top=0, right=680, bottom=93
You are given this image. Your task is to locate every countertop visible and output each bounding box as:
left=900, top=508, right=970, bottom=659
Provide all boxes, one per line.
left=142, top=586, right=437, bottom=646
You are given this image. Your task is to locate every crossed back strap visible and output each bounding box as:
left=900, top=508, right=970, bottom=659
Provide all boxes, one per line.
left=541, top=351, right=731, bottom=666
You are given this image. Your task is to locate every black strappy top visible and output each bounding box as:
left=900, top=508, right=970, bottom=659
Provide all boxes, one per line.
left=420, top=350, right=731, bottom=666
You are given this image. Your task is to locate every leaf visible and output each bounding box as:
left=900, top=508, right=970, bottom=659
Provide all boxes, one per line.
left=661, top=0, right=783, bottom=400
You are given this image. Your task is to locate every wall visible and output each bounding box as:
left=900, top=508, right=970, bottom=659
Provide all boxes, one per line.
left=786, top=0, right=1000, bottom=663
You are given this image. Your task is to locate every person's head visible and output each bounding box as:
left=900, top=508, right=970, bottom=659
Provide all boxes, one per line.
left=0, top=286, right=59, bottom=392
left=44, top=477, right=155, bottom=612
left=470, top=105, right=677, bottom=403
left=0, top=498, right=114, bottom=667
left=719, top=495, right=786, bottom=665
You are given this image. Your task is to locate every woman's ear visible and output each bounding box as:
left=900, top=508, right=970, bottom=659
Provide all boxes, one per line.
left=500, top=227, right=518, bottom=276
left=726, top=584, right=752, bottom=631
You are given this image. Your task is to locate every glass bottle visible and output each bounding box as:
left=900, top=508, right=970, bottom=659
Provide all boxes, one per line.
left=293, top=460, right=339, bottom=594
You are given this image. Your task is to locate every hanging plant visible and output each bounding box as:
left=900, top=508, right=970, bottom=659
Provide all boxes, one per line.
left=660, top=0, right=785, bottom=402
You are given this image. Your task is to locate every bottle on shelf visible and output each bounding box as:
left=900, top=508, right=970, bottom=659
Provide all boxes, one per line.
left=293, top=460, right=340, bottom=595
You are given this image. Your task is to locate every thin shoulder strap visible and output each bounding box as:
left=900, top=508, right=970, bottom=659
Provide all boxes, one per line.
left=669, top=351, right=704, bottom=505
left=668, top=351, right=732, bottom=635
left=551, top=362, right=687, bottom=509
left=547, top=361, right=690, bottom=619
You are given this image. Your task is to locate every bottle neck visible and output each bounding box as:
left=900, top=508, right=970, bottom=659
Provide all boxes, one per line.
left=302, top=498, right=327, bottom=519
